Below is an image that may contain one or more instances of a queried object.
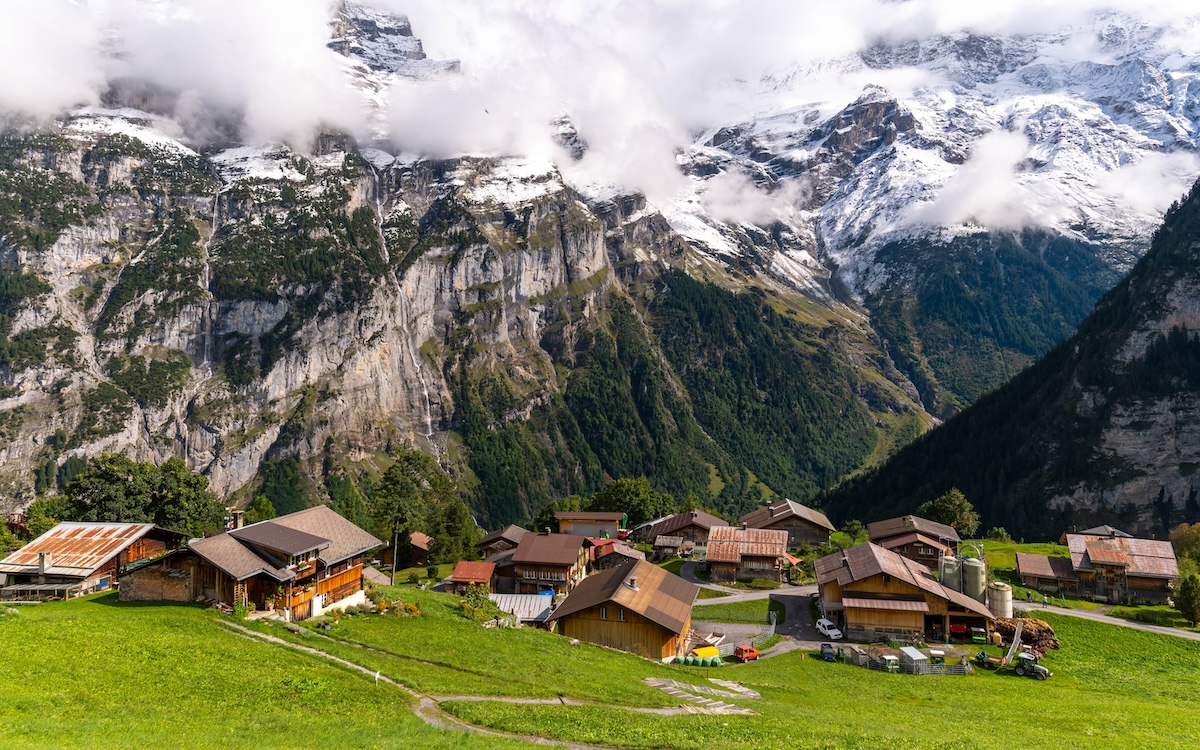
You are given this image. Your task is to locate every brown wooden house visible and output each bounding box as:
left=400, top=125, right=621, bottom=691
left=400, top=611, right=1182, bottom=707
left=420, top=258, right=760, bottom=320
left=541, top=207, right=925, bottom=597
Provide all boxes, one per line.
left=555, top=511, right=626, bottom=537
left=704, top=526, right=788, bottom=583
left=1017, top=533, right=1178, bottom=604
left=410, top=532, right=432, bottom=567
left=815, top=542, right=993, bottom=643
left=510, top=531, right=588, bottom=595
left=867, top=515, right=960, bottom=570
left=547, top=559, right=699, bottom=660
left=633, top=510, right=727, bottom=546
left=0, top=522, right=186, bottom=600
left=591, top=541, right=646, bottom=572
left=119, top=506, right=381, bottom=620
left=478, top=524, right=529, bottom=558
left=738, top=499, right=834, bottom=548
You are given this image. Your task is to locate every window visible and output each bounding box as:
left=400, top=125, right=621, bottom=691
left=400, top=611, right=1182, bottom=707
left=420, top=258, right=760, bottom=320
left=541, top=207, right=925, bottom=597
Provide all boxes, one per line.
left=600, top=607, right=607, bottom=620
left=618, top=608, right=625, bottom=622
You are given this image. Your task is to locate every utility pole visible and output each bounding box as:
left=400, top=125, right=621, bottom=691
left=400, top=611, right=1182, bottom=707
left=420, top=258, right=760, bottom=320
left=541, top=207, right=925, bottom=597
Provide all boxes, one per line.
left=390, top=527, right=399, bottom=586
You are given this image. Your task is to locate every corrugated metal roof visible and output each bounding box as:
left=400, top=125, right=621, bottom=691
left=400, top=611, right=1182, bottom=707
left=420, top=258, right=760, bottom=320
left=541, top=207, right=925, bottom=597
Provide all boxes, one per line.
left=1084, top=542, right=1129, bottom=566
left=449, top=561, right=495, bottom=583
left=738, top=499, right=834, bottom=533
left=489, top=593, right=553, bottom=622
left=1066, top=534, right=1178, bottom=578
left=815, top=542, right=993, bottom=619
left=654, top=535, right=684, bottom=547
left=547, top=559, right=698, bottom=634
left=868, top=515, right=960, bottom=544
left=842, top=596, right=930, bottom=612
left=705, top=526, right=788, bottom=564
left=0, top=523, right=156, bottom=576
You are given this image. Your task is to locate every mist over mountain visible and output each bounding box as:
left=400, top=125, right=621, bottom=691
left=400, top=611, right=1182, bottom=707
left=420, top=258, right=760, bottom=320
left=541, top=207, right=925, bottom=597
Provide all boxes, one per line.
left=1, top=1, right=1199, bottom=528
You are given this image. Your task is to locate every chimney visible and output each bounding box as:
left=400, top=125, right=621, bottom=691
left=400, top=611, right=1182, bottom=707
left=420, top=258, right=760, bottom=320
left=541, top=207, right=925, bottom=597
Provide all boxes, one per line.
left=626, top=577, right=638, bottom=590
left=740, top=522, right=748, bottom=530
left=38, top=552, right=52, bottom=575
left=543, top=527, right=551, bottom=535
left=232, top=510, right=245, bottom=530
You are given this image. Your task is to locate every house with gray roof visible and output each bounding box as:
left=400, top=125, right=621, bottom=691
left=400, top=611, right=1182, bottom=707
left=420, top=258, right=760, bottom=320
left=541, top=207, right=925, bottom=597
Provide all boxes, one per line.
left=119, top=505, right=381, bottom=620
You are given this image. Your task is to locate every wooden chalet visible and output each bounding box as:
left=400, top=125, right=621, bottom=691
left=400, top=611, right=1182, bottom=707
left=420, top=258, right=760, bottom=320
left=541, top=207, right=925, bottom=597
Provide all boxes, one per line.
left=653, top=535, right=686, bottom=561
left=591, top=541, right=646, bottom=572
left=555, top=511, right=626, bottom=537
left=410, top=532, right=432, bottom=567
left=547, top=559, right=699, bottom=660
left=738, top=499, right=834, bottom=548
left=633, top=510, right=727, bottom=545
left=119, top=506, right=381, bottom=620
left=704, top=526, right=788, bottom=583
left=867, top=515, right=961, bottom=570
left=815, top=542, right=993, bottom=643
left=478, top=524, right=529, bottom=557
left=510, top=531, right=588, bottom=595
left=0, top=522, right=186, bottom=601
left=1017, top=532, right=1178, bottom=604
left=448, top=560, right=496, bottom=595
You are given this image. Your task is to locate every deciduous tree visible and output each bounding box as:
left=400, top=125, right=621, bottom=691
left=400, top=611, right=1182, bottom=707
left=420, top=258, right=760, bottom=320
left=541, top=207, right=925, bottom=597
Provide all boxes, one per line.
left=917, top=488, right=981, bottom=538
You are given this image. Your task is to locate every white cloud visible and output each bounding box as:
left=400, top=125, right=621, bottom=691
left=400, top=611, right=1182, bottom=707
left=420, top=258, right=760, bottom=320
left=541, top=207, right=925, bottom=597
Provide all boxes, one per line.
left=1097, top=152, right=1200, bottom=216
left=0, top=1, right=104, bottom=120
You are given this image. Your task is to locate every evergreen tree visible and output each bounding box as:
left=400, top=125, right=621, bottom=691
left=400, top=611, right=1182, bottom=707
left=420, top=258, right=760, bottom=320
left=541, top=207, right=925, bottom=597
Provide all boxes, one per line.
left=1177, top=574, right=1200, bottom=627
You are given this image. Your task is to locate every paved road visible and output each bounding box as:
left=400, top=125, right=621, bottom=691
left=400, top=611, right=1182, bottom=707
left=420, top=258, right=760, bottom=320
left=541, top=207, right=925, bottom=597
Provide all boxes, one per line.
left=1032, top=603, right=1200, bottom=642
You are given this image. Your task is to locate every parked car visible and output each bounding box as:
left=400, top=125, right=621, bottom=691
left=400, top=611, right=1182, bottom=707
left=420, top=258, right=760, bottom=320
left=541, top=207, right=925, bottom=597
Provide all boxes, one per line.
left=820, top=643, right=837, bottom=662
left=816, top=618, right=843, bottom=640
left=734, top=644, right=760, bottom=662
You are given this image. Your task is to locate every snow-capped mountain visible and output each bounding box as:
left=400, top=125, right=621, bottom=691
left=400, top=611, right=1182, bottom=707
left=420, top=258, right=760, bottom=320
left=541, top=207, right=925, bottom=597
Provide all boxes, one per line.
left=2, top=2, right=1200, bottom=524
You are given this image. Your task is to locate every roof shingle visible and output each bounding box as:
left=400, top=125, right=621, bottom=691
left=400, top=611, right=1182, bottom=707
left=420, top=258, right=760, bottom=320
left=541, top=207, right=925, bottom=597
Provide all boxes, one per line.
left=547, top=559, right=698, bottom=634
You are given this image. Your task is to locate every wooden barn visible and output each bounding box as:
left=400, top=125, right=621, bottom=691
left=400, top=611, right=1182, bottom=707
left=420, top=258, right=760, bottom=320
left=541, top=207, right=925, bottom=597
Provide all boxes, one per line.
left=815, top=542, right=993, bottom=643
left=547, top=559, right=699, bottom=660
left=120, top=506, right=381, bottom=620
left=0, top=522, right=186, bottom=601
left=1017, top=532, right=1178, bottom=604
left=705, top=526, right=788, bottom=583
left=448, top=560, right=496, bottom=595
left=867, top=515, right=960, bottom=570
left=738, top=499, right=834, bottom=548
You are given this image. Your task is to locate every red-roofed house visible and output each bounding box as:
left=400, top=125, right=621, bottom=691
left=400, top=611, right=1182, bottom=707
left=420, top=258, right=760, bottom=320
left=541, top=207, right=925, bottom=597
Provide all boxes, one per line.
left=448, top=560, right=496, bottom=595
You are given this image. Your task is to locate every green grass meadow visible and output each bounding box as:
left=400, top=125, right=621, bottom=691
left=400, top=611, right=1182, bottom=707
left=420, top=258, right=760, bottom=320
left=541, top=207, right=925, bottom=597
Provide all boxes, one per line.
left=3, top=585, right=1199, bottom=749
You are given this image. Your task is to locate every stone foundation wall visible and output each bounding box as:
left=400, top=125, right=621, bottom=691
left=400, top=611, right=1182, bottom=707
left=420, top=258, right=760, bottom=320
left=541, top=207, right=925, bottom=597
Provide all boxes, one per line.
left=119, top=566, right=193, bottom=603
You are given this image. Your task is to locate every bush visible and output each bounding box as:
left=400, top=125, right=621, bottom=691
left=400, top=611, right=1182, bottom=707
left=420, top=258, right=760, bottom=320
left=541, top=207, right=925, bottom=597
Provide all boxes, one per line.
left=233, top=603, right=248, bottom=619
left=986, top=526, right=1012, bottom=542
left=407, top=572, right=420, bottom=584
left=426, top=565, right=439, bottom=579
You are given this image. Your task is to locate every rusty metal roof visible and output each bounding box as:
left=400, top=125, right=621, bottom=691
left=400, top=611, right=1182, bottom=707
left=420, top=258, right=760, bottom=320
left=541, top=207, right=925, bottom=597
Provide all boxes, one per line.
left=738, top=499, right=834, bottom=533
left=0, top=523, right=157, bottom=576
left=547, top=559, right=699, bottom=634
left=1066, top=534, right=1178, bottom=578
left=449, top=560, right=496, bottom=583
left=1016, top=553, right=1078, bottom=581
left=705, top=526, right=788, bottom=564
left=815, top=542, right=993, bottom=619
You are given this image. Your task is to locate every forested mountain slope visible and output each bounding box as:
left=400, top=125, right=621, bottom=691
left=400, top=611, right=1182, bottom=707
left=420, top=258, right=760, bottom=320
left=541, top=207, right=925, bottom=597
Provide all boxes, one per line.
left=826, top=181, right=1200, bottom=540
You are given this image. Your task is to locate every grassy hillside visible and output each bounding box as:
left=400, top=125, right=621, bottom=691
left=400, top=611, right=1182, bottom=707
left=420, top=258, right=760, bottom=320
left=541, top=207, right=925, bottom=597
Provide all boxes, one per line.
left=4, top=587, right=1200, bottom=749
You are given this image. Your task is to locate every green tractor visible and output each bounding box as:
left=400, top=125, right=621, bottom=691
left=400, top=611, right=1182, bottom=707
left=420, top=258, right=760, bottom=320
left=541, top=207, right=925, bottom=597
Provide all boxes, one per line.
left=1013, top=652, right=1052, bottom=680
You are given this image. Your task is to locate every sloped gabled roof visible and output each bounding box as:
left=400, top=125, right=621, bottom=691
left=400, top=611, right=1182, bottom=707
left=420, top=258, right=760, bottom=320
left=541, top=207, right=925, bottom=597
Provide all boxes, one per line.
left=705, top=526, right=788, bottom=564
left=479, top=524, right=529, bottom=548
left=547, top=559, right=699, bottom=634
left=815, top=542, right=992, bottom=619
left=640, top=510, right=727, bottom=540
left=1066, top=534, right=1178, bottom=578
left=0, top=522, right=183, bottom=577
left=738, top=499, right=834, bottom=532
left=269, top=505, right=382, bottom=565
left=868, top=515, right=961, bottom=544
left=189, top=533, right=294, bottom=582
left=511, top=532, right=585, bottom=566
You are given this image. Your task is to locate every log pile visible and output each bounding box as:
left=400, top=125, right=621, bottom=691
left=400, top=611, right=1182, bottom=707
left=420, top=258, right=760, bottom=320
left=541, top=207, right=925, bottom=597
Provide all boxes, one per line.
left=995, top=617, right=1060, bottom=651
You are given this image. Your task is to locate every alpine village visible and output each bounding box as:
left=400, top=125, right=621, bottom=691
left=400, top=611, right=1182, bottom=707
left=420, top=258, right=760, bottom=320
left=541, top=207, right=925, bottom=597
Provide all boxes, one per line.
left=2, top=3, right=1200, bottom=749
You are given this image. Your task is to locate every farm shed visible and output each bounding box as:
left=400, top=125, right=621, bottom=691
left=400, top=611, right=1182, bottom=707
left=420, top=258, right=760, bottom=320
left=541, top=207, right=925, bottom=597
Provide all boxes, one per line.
left=705, top=526, right=788, bottom=583
left=489, top=593, right=554, bottom=626
left=547, top=559, right=699, bottom=660
left=448, top=560, right=495, bottom=594
left=120, top=506, right=380, bottom=620
left=738, top=499, right=833, bottom=548
left=899, top=646, right=928, bottom=674
left=0, top=522, right=186, bottom=601
left=815, top=542, right=993, bottom=643
left=592, top=541, right=646, bottom=572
